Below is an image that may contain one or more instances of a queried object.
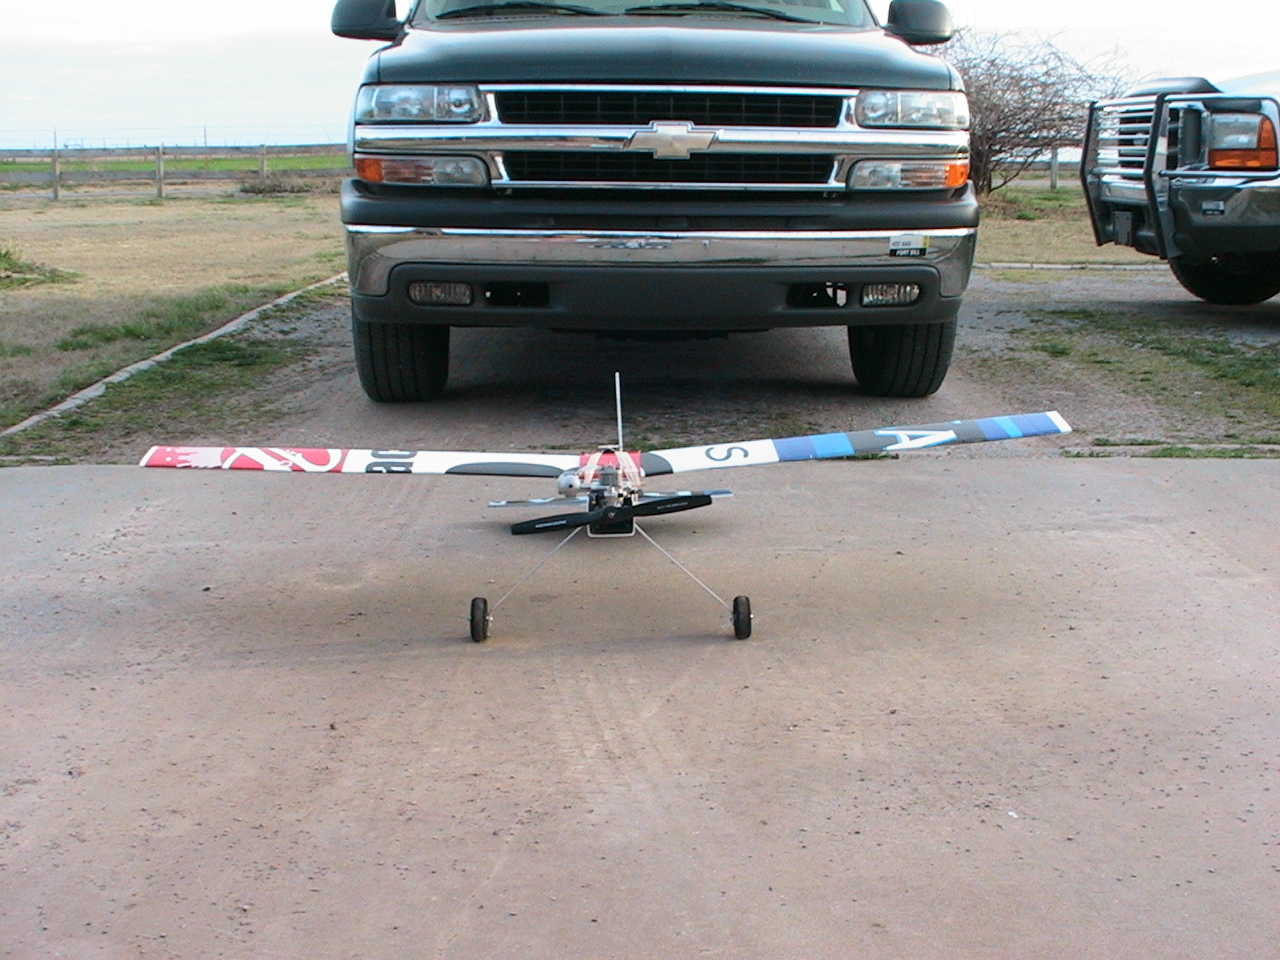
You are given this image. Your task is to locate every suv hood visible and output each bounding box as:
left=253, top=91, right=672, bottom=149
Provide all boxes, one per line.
left=368, top=19, right=960, bottom=89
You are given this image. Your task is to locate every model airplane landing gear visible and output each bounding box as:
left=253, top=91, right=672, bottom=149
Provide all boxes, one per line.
left=732, top=595, right=752, bottom=640
left=470, top=597, right=490, bottom=642
left=470, top=522, right=750, bottom=642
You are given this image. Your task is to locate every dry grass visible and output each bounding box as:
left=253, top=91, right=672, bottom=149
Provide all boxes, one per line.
left=975, top=183, right=1153, bottom=265
left=0, top=193, right=344, bottom=429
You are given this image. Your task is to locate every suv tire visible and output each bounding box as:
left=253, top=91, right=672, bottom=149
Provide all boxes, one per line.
left=848, top=320, right=955, bottom=397
left=353, top=314, right=449, bottom=402
left=1169, top=253, right=1280, bottom=305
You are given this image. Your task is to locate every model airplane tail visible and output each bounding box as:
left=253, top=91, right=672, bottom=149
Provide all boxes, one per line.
left=140, top=411, right=1070, bottom=476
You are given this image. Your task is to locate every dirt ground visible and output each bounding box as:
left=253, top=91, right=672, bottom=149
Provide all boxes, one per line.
left=2, top=267, right=1279, bottom=959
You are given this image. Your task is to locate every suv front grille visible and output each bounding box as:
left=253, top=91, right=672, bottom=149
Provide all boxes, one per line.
left=495, top=91, right=844, bottom=128
left=502, top=152, right=836, bottom=185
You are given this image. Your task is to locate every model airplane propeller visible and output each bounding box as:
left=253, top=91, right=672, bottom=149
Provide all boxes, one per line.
left=141, top=375, right=1071, bottom=641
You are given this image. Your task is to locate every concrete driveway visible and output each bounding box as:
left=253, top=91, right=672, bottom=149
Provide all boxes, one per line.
left=3, top=451, right=1278, bottom=959
left=2, top=266, right=1279, bottom=958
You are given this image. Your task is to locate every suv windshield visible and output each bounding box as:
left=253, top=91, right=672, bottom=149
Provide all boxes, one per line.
left=416, top=0, right=875, bottom=26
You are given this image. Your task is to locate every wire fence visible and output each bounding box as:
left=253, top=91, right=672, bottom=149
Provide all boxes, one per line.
left=0, top=143, right=351, bottom=198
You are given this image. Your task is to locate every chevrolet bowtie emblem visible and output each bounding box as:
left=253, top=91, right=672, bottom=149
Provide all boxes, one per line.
left=625, top=121, right=719, bottom=159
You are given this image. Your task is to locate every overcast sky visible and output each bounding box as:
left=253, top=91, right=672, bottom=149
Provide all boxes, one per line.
left=0, top=0, right=1273, bottom=148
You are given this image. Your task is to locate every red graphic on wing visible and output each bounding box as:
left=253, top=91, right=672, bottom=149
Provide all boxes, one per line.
left=141, top=446, right=348, bottom=472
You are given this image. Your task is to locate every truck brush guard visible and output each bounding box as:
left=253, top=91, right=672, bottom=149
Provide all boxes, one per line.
left=1082, top=90, right=1280, bottom=260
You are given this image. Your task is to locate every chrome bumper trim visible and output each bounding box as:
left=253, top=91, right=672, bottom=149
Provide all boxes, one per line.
left=345, top=226, right=977, bottom=298
left=353, top=125, right=968, bottom=190
left=353, top=125, right=970, bottom=156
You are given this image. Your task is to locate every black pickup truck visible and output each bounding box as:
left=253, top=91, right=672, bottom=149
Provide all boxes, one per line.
left=332, top=0, right=974, bottom=400
left=1082, top=71, right=1280, bottom=305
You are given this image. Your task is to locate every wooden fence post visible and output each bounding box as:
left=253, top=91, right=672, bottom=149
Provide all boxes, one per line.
left=52, top=147, right=61, bottom=200
left=155, top=145, right=165, bottom=199
left=259, top=144, right=268, bottom=180
left=1049, top=146, right=1060, bottom=191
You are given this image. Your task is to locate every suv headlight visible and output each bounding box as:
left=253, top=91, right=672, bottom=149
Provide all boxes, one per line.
left=1207, top=113, right=1278, bottom=170
left=355, top=85, right=485, bottom=123
left=854, top=90, right=969, bottom=130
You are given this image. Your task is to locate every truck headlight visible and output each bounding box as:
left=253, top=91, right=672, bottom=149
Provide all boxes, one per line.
left=354, top=155, right=490, bottom=186
left=1207, top=113, right=1278, bottom=170
left=849, top=159, right=969, bottom=190
left=355, top=85, right=485, bottom=123
left=854, top=90, right=969, bottom=130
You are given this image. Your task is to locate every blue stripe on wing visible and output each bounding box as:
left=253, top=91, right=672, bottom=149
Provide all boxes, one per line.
left=976, top=412, right=1061, bottom=441
left=773, top=432, right=856, bottom=462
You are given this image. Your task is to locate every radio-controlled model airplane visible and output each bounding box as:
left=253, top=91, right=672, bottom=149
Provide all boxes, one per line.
left=141, top=375, right=1071, bottom=642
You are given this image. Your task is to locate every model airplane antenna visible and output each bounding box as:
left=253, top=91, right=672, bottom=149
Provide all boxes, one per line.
left=614, top=371, right=624, bottom=452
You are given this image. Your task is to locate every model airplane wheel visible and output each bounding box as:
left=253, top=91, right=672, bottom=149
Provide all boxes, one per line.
left=470, top=597, right=489, bottom=642
left=732, top=595, right=752, bottom=639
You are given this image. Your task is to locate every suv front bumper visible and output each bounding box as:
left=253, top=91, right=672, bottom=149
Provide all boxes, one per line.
left=342, top=182, right=978, bottom=331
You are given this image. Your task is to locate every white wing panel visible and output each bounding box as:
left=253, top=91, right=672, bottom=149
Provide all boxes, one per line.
left=649, top=439, right=780, bottom=474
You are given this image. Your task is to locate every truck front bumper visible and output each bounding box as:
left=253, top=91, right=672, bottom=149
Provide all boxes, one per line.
left=1089, top=171, right=1280, bottom=260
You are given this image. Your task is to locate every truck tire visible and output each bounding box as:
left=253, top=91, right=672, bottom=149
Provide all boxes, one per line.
left=1168, top=253, right=1280, bottom=305
left=847, top=320, right=955, bottom=397
left=352, top=314, right=449, bottom=402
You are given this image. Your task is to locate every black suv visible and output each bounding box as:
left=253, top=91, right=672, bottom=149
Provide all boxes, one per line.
left=332, top=0, right=975, bottom=400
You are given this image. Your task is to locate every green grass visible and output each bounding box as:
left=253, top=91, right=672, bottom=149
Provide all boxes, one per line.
left=1035, top=308, right=1280, bottom=398
left=1010, top=307, right=1280, bottom=453
left=1, top=281, right=309, bottom=433
left=54, top=286, right=261, bottom=351
left=980, top=183, right=1090, bottom=221
left=0, top=334, right=310, bottom=462
left=1, top=153, right=348, bottom=176
left=1032, top=340, right=1072, bottom=358
left=1143, top=445, right=1274, bottom=458
left=0, top=244, right=79, bottom=289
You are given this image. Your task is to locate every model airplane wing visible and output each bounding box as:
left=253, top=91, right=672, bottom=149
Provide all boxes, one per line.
left=139, top=445, right=580, bottom=477
left=638, top=411, right=1071, bottom=475
left=141, top=412, right=1069, bottom=477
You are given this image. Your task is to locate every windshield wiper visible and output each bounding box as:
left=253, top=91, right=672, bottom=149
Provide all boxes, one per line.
left=623, top=1, right=814, bottom=22
left=436, top=1, right=610, bottom=18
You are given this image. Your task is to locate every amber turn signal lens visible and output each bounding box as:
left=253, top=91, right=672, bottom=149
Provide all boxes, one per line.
left=945, top=159, right=970, bottom=188
left=354, top=155, right=489, bottom=185
left=1208, top=116, right=1278, bottom=170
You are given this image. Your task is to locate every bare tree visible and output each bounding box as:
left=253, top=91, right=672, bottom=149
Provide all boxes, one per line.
left=937, top=31, right=1127, bottom=193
